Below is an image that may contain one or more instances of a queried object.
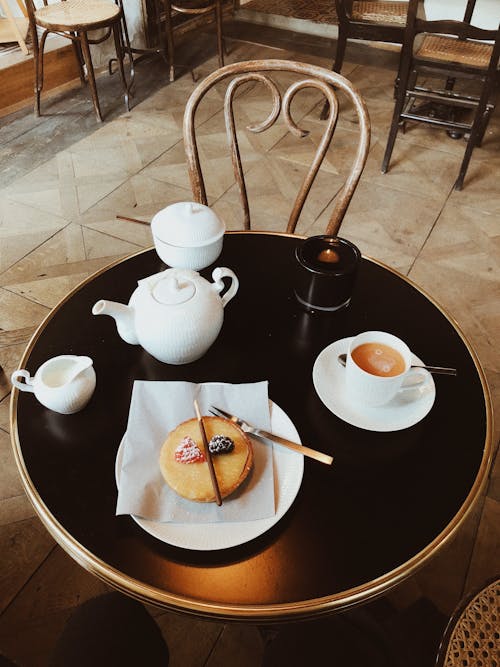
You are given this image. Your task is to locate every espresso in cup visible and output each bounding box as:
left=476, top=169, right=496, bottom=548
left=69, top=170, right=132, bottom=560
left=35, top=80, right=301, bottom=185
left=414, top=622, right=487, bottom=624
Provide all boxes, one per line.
left=351, top=342, right=406, bottom=378
left=345, top=331, right=430, bottom=407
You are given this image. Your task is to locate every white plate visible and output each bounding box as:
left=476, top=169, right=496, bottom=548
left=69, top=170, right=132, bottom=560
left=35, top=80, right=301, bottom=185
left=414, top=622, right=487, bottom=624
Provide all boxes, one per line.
left=313, top=337, right=436, bottom=432
left=115, top=402, right=304, bottom=550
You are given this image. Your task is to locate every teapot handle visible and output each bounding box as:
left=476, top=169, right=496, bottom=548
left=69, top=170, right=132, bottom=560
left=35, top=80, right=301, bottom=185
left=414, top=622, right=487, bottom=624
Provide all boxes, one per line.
left=11, top=369, right=35, bottom=393
left=211, top=268, right=239, bottom=308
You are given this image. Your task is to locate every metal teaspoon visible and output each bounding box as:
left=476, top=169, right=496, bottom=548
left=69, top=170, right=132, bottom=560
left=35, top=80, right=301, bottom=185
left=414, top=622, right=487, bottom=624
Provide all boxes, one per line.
left=337, top=354, right=457, bottom=376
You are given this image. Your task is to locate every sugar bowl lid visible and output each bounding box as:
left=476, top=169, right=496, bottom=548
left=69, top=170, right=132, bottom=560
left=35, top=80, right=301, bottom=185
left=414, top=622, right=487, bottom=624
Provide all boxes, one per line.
left=151, top=202, right=225, bottom=248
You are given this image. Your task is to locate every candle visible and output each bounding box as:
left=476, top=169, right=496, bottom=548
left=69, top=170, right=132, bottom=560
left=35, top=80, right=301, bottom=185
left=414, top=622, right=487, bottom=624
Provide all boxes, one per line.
left=317, top=247, right=340, bottom=263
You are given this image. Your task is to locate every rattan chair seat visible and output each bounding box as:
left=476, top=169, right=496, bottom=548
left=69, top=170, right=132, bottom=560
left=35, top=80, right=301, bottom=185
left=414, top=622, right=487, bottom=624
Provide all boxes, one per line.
left=35, top=0, right=121, bottom=30
left=352, top=1, right=408, bottom=25
left=417, top=34, right=494, bottom=68
left=440, top=578, right=500, bottom=667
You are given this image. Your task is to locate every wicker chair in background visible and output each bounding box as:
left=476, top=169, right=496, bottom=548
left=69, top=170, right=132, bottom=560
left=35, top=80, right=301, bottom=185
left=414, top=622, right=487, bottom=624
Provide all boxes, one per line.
left=435, top=577, right=500, bottom=667
left=381, top=0, right=500, bottom=190
left=25, top=0, right=133, bottom=122
left=183, top=59, right=371, bottom=236
left=320, top=0, right=410, bottom=119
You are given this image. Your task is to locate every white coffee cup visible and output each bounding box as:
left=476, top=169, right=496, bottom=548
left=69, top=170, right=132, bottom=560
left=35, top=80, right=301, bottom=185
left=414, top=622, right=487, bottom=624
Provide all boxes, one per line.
left=345, top=331, right=430, bottom=407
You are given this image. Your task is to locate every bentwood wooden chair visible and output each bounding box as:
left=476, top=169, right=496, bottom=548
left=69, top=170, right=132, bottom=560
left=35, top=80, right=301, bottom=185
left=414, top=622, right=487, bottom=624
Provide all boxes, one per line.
left=321, top=0, right=410, bottom=119
left=164, top=0, right=225, bottom=82
left=381, top=0, right=500, bottom=190
left=183, top=60, right=371, bottom=236
left=25, top=0, right=133, bottom=122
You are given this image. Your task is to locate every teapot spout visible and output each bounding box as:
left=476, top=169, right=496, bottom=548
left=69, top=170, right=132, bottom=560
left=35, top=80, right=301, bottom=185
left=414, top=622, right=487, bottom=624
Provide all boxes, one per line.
left=92, top=300, right=139, bottom=345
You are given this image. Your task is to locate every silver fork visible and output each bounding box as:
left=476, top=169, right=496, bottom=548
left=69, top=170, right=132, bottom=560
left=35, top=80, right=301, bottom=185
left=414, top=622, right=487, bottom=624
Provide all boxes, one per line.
left=209, top=406, right=333, bottom=465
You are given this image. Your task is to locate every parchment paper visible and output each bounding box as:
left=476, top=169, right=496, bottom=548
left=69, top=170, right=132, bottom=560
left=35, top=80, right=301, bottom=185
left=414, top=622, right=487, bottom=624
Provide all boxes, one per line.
left=116, top=381, right=275, bottom=523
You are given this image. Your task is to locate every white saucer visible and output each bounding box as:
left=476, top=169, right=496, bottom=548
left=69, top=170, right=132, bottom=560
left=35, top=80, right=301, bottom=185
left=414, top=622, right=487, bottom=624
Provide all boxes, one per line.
left=312, top=337, right=436, bottom=432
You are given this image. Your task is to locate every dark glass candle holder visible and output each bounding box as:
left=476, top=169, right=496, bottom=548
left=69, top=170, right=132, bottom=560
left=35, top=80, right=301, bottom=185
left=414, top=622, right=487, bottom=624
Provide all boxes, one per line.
left=294, top=235, right=361, bottom=312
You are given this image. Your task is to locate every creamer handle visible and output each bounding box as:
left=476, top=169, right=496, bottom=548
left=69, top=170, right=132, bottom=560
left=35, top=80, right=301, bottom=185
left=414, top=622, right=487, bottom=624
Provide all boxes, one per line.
left=11, top=369, right=35, bottom=393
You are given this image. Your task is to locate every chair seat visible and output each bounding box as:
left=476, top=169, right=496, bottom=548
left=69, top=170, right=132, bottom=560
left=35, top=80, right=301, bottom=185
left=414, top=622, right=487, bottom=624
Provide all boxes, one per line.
left=416, top=34, right=494, bottom=68
left=352, top=1, right=408, bottom=25
left=439, top=578, right=500, bottom=667
left=35, top=0, right=121, bottom=31
left=171, top=0, right=216, bottom=12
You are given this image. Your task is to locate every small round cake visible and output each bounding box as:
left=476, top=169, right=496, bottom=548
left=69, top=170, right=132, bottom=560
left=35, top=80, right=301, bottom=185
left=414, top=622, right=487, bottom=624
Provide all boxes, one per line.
left=159, top=416, right=253, bottom=502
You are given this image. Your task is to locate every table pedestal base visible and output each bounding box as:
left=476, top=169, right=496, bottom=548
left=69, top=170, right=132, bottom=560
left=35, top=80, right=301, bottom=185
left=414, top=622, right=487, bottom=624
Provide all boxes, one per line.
left=260, top=598, right=446, bottom=667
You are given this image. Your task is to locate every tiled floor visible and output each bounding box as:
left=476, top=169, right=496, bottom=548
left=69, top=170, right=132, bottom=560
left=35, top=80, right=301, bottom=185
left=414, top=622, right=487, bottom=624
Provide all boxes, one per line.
left=0, top=16, right=499, bottom=667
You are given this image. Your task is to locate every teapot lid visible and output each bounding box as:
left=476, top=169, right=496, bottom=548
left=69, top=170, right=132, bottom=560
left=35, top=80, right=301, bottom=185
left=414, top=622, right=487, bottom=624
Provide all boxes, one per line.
left=152, top=273, right=196, bottom=305
left=151, top=202, right=225, bottom=248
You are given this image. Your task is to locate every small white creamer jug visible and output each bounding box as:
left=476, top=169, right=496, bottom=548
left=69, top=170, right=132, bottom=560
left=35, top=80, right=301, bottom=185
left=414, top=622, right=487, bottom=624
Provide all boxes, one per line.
left=11, top=355, right=96, bottom=414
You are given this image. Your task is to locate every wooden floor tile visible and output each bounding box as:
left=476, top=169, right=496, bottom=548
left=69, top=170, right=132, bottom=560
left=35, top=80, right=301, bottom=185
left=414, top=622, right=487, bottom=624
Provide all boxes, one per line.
left=205, top=623, right=264, bottom=666
left=309, top=178, right=442, bottom=274
left=154, top=611, right=223, bottom=667
left=465, top=497, right=500, bottom=594
left=0, top=197, right=68, bottom=277
left=0, top=518, right=55, bottom=614
left=363, top=138, right=461, bottom=203
left=76, top=185, right=184, bottom=248
left=409, top=201, right=500, bottom=374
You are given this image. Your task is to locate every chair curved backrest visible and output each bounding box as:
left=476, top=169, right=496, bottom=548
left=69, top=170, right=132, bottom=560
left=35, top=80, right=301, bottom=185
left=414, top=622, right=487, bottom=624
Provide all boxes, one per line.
left=183, top=59, right=370, bottom=236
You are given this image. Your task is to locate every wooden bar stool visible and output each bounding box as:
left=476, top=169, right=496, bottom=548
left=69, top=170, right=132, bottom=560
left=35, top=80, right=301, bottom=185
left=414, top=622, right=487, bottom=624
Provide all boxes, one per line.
left=25, top=0, right=133, bottom=122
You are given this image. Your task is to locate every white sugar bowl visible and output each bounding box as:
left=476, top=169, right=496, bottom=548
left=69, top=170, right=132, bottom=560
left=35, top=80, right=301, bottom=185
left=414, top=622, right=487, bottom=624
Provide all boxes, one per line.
left=151, top=202, right=225, bottom=270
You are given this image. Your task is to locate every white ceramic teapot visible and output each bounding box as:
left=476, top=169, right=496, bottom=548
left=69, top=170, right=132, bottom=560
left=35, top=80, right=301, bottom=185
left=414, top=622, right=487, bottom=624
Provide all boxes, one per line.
left=92, top=267, right=239, bottom=365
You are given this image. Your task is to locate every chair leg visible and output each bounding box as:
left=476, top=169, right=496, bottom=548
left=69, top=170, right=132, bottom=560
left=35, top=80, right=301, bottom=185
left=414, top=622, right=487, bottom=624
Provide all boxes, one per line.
left=332, top=30, right=347, bottom=75
left=215, top=0, right=224, bottom=68
left=117, top=0, right=136, bottom=91
left=393, top=46, right=406, bottom=100
left=474, top=113, right=489, bottom=147
left=320, top=30, right=347, bottom=120
left=454, top=98, right=491, bottom=190
left=34, top=29, right=50, bottom=117
left=112, top=22, right=130, bottom=112
left=30, top=22, right=41, bottom=116
left=164, top=0, right=175, bottom=82
left=79, top=31, right=103, bottom=122
left=382, top=91, right=408, bottom=174
left=71, top=35, right=86, bottom=85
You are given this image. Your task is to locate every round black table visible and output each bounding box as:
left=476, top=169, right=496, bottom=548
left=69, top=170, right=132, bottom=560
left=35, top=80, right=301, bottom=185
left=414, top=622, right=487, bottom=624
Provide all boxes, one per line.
left=10, top=232, right=493, bottom=622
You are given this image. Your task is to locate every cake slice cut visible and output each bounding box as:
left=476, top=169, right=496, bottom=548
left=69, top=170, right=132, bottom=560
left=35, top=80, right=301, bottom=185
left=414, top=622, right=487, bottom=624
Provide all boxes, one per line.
left=159, top=416, right=253, bottom=502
